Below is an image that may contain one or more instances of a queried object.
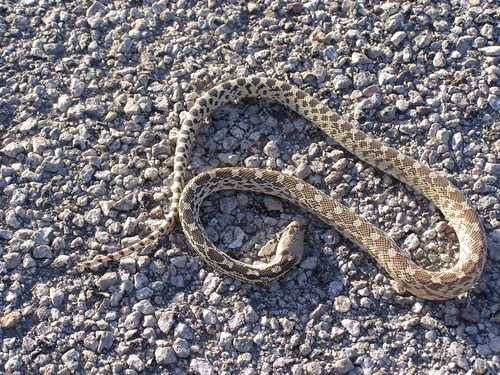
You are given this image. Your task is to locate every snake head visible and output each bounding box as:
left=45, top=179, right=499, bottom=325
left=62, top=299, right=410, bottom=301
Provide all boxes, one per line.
left=275, top=221, right=304, bottom=263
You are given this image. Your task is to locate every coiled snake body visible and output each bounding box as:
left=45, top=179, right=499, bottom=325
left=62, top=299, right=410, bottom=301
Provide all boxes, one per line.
left=75, top=77, right=487, bottom=300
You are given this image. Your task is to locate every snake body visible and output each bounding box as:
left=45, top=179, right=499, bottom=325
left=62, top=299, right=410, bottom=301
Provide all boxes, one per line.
left=75, top=76, right=487, bottom=300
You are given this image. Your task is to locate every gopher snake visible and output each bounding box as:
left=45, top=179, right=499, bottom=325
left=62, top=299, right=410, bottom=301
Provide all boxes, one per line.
left=75, top=76, right=487, bottom=300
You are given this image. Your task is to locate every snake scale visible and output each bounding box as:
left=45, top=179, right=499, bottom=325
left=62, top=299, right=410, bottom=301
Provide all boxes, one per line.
left=75, top=76, right=487, bottom=300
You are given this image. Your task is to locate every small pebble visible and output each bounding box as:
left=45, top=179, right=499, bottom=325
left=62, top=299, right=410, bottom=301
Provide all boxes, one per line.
left=97, top=272, right=119, bottom=291
left=332, top=358, right=354, bottom=374
left=155, top=347, right=177, bottom=365
left=172, top=338, right=191, bottom=358
left=341, top=319, right=361, bottom=337
left=190, top=358, right=215, bottom=375
left=158, top=311, right=175, bottom=334
left=1, top=311, right=21, bottom=329
left=61, top=349, right=80, bottom=372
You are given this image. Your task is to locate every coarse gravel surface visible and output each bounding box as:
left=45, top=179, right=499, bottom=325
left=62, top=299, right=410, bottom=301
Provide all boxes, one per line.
left=0, top=1, right=499, bottom=374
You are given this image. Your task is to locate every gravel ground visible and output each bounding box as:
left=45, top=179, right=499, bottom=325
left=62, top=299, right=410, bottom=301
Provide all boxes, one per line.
left=1, top=1, right=499, bottom=374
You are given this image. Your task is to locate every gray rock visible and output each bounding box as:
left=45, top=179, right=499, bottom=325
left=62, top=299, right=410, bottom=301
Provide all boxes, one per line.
left=97, top=272, right=119, bottom=290
left=98, top=331, right=115, bottom=352
left=485, top=163, right=500, bottom=177
left=202, top=274, right=221, bottom=296
left=304, top=362, right=322, bottom=374
left=476, top=344, right=492, bottom=356
left=243, top=305, right=259, bottom=323
left=415, top=34, right=431, bottom=48
left=158, top=310, right=175, bottom=334
left=112, top=194, right=138, bottom=211
left=61, top=348, right=80, bottom=371
left=378, top=70, right=397, bottom=85
left=49, top=288, right=65, bottom=307
left=87, top=1, right=105, bottom=17
left=451, top=93, right=468, bottom=108
left=333, top=75, right=352, bottom=90
left=19, top=118, right=38, bottom=132
left=85, top=104, right=107, bottom=118
left=391, top=31, right=406, bottom=46
left=233, top=337, right=253, bottom=352
left=172, top=338, right=191, bottom=358
left=479, top=46, right=500, bottom=56
left=341, top=319, right=361, bottom=336
left=334, top=296, right=352, bottom=313
left=44, top=43, right=65, bottom=55
left=456, top=36, right=473, bottom=54
left=219, top=196, right=237, bottom=214
left=10, top=189, right=27, bottom=205
left=488, top=242, right=500, bottom=262
left=263, top=140, right=280, bottom=158
left=259, top=17, right=278, bottom=27
left=451, top=132, right=463, bottom=150
left=403, top=233, right=420, bottom=251
left=478, top=196, right=497, bottom=210
left=3, top=253, right=22, bottom=269
left=174, top=323, right=194, bottom=340
left=433, top=52, right=446, bottom=67
left=399, top=123, right=417, bottom=137
left=127, top=354, right=145, bottom=372
left=84, top=334, right=98, bottom=351
left=33, top=245, right=52, bottom=259
left=190, top=358, right=215, bottom=375
left=295, top=162, right=312, bottom=179
left=488, top=94, right=500, bottom=111
left=155, top=347, right=177, bottom=365
left=460, top=306, right=480, bottom=323
left=152, top=144, right=169, bottom=157
left=124, top=311, right=141, bottom=329
left=328, top=281, right=344, bottom=298
left=353, top=71, right=375, bottom=89
left=138, top=131, right=156, bottom=146
left=378, top=105, right=396, bottom=122
left=57, top=94, right=73, bottom=112
left=2, top=142, right=25, bottom=158
left=119, top=38, right=134, bottom=54
left=420, top=315, right=439, bottom=329
left=202, top=309, right=217, bottom=325
left=0, top=229, right=13, bottom=240
left=229, top=312, right=245, bottom=331
left=85, top=208, right=102, bottom=226
left=332, top=358, right=354, bottom=374
left=67, top=103, right=85, bottom=118
left=490, top=336, right=500, bottom=353
left=228, top=227, right=245, bottom=249
left=352, top=52, right=372, bottom=64
left=70, top=79, right=85, bottom=97
left=124, top=99, right=141, bottom=116
left=42, top=156, right=64, bottom=173
left=134, top=300, right=155, bottom=315
left=4, top=356, right=23, bottom=372
left=171, top=255, right=187, bottom=268
left=300, top=256, right=317, bottom=270
left=219, top=332, right=233, bottom=350
left=324, top=46, right=338, bottom=60
left=299, top=343, right=312, bottom=357
left=31, top=228, right=52, bottom=245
